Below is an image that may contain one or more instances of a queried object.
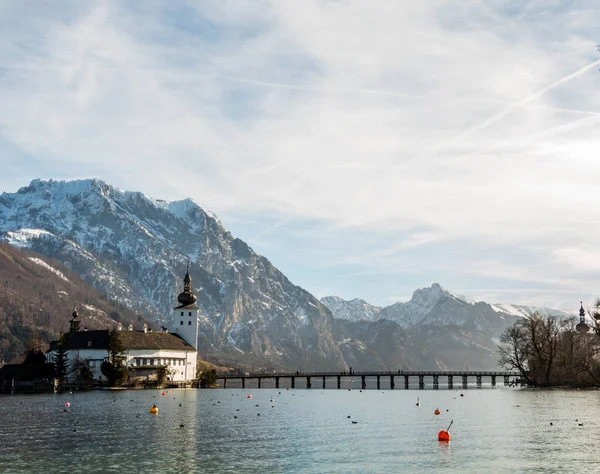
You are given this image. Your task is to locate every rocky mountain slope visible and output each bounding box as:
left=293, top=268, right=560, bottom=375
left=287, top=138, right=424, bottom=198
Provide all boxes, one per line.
left=0, top=179, right=346, bottom=370
left=0, top=179, right=574, bottom=371
left=321, top=283, right=574, bottom=330
left=0, top=243, right=143, bottom=363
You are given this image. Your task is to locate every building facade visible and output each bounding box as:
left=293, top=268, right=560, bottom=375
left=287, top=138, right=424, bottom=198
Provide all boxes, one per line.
left=46, top=269, right=200, bottom=384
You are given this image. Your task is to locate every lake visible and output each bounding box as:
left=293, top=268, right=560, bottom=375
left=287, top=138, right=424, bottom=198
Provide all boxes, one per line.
left=1, top=387, right=599, bottom=473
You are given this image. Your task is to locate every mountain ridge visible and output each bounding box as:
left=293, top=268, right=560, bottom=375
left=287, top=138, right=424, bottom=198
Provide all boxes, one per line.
left=0, top=178, right=574, bottom=371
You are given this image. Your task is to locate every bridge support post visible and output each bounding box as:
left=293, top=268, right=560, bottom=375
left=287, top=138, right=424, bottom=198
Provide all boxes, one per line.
left=504, top=375, right=509, bottom=386
left=223, top=379, right=227, bottom=389
left=418, top=375, right=424, bottom=390
left=448, top=375, right=453, bottom=389
left=390, top=375, right=395, bottom=390
left=491, top=375, right=496, bottom=387
left=462, top=375, right=468, bottom=389
left=337, top=376, right=341, bottom=389
left=377, top=375, right=380, bottom=390
left=291, top=376, right=295, bottom=389
left=275, top=377, right=280, bottom=389
left=258, top=378, right=261, bottom=389
left=361, top=375, right=366, bottom=390
left=404, top=375, right=409, bottom=389
left=322, top=376, right=326, bottom=389
left=242, top=377, right=245, bottom=389
left=476, top=375, right=482, bottom=388
left=433, top=375, right=439, bottom=390
left=306, top=376, right=311, bottom=389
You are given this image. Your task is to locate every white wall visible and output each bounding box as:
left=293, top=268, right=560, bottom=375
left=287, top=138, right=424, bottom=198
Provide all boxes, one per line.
left=125, top=349, right=197, bottom=382
left=47, top=347, right=198, bottom=383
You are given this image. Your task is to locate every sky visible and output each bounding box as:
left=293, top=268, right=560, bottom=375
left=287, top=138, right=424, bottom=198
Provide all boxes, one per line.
left=1, top=1, right=600, bottom=310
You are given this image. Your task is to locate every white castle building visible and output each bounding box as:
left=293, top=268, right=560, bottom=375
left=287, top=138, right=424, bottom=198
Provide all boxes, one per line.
left=47, top=269, right=200, bottom=384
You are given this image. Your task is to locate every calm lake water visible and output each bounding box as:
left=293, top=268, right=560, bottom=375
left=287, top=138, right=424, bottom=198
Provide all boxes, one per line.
left=1, top=387, right=600, bottom=473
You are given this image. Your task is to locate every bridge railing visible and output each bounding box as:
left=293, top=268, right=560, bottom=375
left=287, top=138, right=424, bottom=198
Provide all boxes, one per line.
left=218, top=370, right=521, bottom=379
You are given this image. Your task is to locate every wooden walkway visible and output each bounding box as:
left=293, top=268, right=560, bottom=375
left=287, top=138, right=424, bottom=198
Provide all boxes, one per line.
left=216, top=370, right=522, bottom=390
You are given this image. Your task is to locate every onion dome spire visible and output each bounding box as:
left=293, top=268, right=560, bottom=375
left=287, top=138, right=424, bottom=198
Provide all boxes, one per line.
left=177, top=264, right=197, bottom=306
left=576, top=301, right=589, bottom=334
left=69, top=307, right=81, bottom=332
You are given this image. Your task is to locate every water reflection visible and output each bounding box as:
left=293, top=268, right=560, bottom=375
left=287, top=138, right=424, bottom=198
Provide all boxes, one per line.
left=2, top=388, right=600, bottom=473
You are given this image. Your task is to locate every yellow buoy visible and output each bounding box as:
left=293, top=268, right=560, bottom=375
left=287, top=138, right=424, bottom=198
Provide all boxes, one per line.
left=149, top=405, right=159, bottom=414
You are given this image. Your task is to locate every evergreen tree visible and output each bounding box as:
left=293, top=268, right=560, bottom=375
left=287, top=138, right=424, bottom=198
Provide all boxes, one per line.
left=101, top=329, right=128, bottom=386
left=52, top=335, right=69, bottom=387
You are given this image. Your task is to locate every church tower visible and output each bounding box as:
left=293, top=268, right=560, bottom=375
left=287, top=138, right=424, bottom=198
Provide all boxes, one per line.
left=172, top=266, right=199, bottom=350
left=69, top=308, right=81, bottom=332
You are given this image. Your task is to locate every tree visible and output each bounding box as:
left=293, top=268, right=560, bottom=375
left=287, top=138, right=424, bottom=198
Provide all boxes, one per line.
left=498, top=320, right=532, bottom=384
left=71, top=357, right=93, bottom=386
left=101, top=329, right=128, bottom=386
left=52, top=335, right=69, bottom=387
left=199, top=367, right=217, bottom=388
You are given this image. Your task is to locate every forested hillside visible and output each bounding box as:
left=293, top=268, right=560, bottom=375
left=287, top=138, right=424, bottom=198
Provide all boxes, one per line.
left=0, top=243, right=145, bottom=363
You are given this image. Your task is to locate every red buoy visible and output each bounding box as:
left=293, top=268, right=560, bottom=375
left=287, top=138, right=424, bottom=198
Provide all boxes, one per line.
left=64, top=402, right=70, bottom=407
left=162, top=392, right=166, bottom=396
left=434, top=408, right=441, bottom=415
left=246, top=394, right=252, bottom=399
left=438, top=420, right=453, bottom=441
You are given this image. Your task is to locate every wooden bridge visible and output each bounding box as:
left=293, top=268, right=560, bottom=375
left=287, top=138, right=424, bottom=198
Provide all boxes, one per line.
left=217, top=370, right=522, bottom=390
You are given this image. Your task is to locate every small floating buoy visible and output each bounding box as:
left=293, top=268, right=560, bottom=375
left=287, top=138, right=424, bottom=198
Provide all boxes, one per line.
left=286, top=388, right=290, bottom=391
left=550, top=422, right=553, bottom=426
left=434, top=408, right=441, bottom=415
left=352, top=421, right=358, bottom=424
left=162, top=392, right=166, bottom=396
left=246, top=394, right=252, bottom=399
left=64, top=402, right=70, bottom=407
left=416, top=397, right=420, bottom=407
left=180, top=424, right=185, bottom=428
left=149, top=405, right=159, bottom=414
left=438, top=420, right=453, bottom=442
left=348, top=389, right=352, bottom=391
left=460, top=394, right=464, bottom=397
left=234, top=416, right=238, bottom=419
left=347, top=416, right=351, bottom=419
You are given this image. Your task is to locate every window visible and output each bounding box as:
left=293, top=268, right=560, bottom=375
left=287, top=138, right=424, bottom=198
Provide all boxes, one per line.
left=188, top=321, right=192, bottom=325
left=150, top=359, right=154, bottom=366
left=180, top=321, right=184, bottom=326
left=87, top=341, right=92, bottom=348
left=189, top=312, right=192, bottom=316
left=136, top=359, right=141, bottom=366
left=180, top=312, right=184, bottom=316
left=143, top=359, right=148, bottom=365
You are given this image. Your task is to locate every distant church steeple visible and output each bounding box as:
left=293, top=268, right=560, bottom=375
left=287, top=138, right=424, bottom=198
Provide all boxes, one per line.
left=69, top=308, right=81, bottom=332
left=576, top=302, right=589, bottom=334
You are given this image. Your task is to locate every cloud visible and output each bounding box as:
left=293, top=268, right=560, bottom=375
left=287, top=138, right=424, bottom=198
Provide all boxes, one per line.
left=1, top=0, right=600, bottom=308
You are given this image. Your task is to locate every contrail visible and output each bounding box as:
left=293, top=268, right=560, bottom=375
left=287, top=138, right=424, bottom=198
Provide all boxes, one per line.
left=223, top=75, right=599, bottom=115
left=436, top=58, right=600, bottom=149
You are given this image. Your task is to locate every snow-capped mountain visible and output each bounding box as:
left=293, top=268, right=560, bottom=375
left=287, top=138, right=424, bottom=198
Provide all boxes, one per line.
left=0, top=179, right=574, bottom=371
left=319, top=296, right=381, bottom=323
left=322, top=283, right=574, bottom=330
left=0, top=179, right=346, bottom=369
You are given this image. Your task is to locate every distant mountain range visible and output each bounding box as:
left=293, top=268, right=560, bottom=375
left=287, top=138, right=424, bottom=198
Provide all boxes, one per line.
left=321, top=283, right=572, bottom=328
left=0, top=179, right=575, bottom=370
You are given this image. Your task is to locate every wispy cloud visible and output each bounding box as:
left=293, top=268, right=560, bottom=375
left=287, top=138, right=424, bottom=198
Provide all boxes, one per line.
left=1, top=0, right=600, bottom=308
